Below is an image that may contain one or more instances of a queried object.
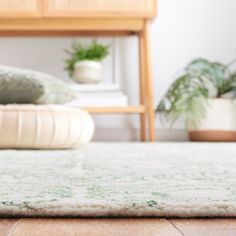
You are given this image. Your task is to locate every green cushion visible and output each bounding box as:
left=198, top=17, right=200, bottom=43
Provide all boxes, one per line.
left=0, top=65, right=77, bottom=104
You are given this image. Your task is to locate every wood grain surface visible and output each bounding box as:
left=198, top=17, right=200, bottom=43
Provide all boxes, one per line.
left=1, top=218, right=236, bottom=236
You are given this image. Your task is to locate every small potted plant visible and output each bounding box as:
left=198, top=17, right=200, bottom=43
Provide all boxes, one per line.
left=65, top=40, right=110, bottom=84
left=156, top=58, right=236, bottom=141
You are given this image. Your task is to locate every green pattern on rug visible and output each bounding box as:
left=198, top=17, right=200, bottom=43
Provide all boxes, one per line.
left=0, top=142, right=236, bottom=217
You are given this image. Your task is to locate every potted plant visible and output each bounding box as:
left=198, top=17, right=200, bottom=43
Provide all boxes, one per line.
left=156, top=58, right=236, bottom=141
left=65, top=40, right=110, bottom=84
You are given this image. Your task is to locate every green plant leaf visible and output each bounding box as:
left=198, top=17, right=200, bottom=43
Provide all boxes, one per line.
left=156, top=73, right=210, bottom=126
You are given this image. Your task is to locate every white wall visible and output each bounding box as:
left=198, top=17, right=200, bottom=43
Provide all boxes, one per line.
left=0, top=0, right=236, bottom=141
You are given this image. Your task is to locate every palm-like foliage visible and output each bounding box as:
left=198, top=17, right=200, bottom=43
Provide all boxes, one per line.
left=156, top=58, right=236, bottom=126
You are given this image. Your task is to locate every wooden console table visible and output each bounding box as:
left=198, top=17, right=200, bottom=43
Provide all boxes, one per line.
left=0, top=0, right=156, bottom=142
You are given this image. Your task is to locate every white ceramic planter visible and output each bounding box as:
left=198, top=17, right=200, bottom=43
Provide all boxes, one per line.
left=73, top=60, right=103, bottom=84
left=188, top=98, right=236, bottom=141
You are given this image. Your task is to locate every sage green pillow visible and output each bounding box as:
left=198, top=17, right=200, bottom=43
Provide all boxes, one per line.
left=0, top=65, right=77, bottom=104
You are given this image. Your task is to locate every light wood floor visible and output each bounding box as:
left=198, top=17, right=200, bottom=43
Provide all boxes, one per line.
left=1, top=218, right=236, bottom=236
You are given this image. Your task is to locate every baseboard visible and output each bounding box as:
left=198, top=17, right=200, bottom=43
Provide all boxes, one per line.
left=93, top=129, right=188, bottom=142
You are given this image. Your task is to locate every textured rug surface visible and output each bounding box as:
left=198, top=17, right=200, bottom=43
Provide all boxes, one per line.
left=0, top=142, right=236, bottom=217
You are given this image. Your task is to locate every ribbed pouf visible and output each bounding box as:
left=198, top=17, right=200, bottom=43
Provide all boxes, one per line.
left=0, top=105, right=94, bottom=149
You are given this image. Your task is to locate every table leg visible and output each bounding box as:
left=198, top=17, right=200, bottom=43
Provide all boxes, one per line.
left=139, top=31, right=147, bottom=142
left=141, top=21, right=156, bottom=142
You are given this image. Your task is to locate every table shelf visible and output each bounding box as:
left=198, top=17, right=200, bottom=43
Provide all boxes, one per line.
left=83, top=106, right=145, bottom=114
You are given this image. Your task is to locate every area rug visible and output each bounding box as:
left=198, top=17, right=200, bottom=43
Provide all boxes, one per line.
left=1, top=142, right=236, bottom=217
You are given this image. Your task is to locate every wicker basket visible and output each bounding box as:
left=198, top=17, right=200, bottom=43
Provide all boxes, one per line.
left=45, top=0, right=156, bottom=18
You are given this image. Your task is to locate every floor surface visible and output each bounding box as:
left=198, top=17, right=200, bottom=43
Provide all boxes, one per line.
left=1, top=218, right=236, bottom=236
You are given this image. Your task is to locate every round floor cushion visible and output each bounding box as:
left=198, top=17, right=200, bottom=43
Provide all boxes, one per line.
left=0, top=105, right=94, bottom=149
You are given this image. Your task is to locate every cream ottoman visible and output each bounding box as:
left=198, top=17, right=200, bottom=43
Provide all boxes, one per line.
left=0, top=105, right=94, bottom=149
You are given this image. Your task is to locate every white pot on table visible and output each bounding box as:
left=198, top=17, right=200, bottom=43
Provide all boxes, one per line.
left=73, top=60, right=103, bottom=84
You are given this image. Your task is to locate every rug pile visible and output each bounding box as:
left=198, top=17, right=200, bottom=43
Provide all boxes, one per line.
left=0, top=142, right=236, bottom=217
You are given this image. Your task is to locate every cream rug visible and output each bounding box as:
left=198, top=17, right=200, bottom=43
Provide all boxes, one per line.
left=0, top=142, right=236, bottom=217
